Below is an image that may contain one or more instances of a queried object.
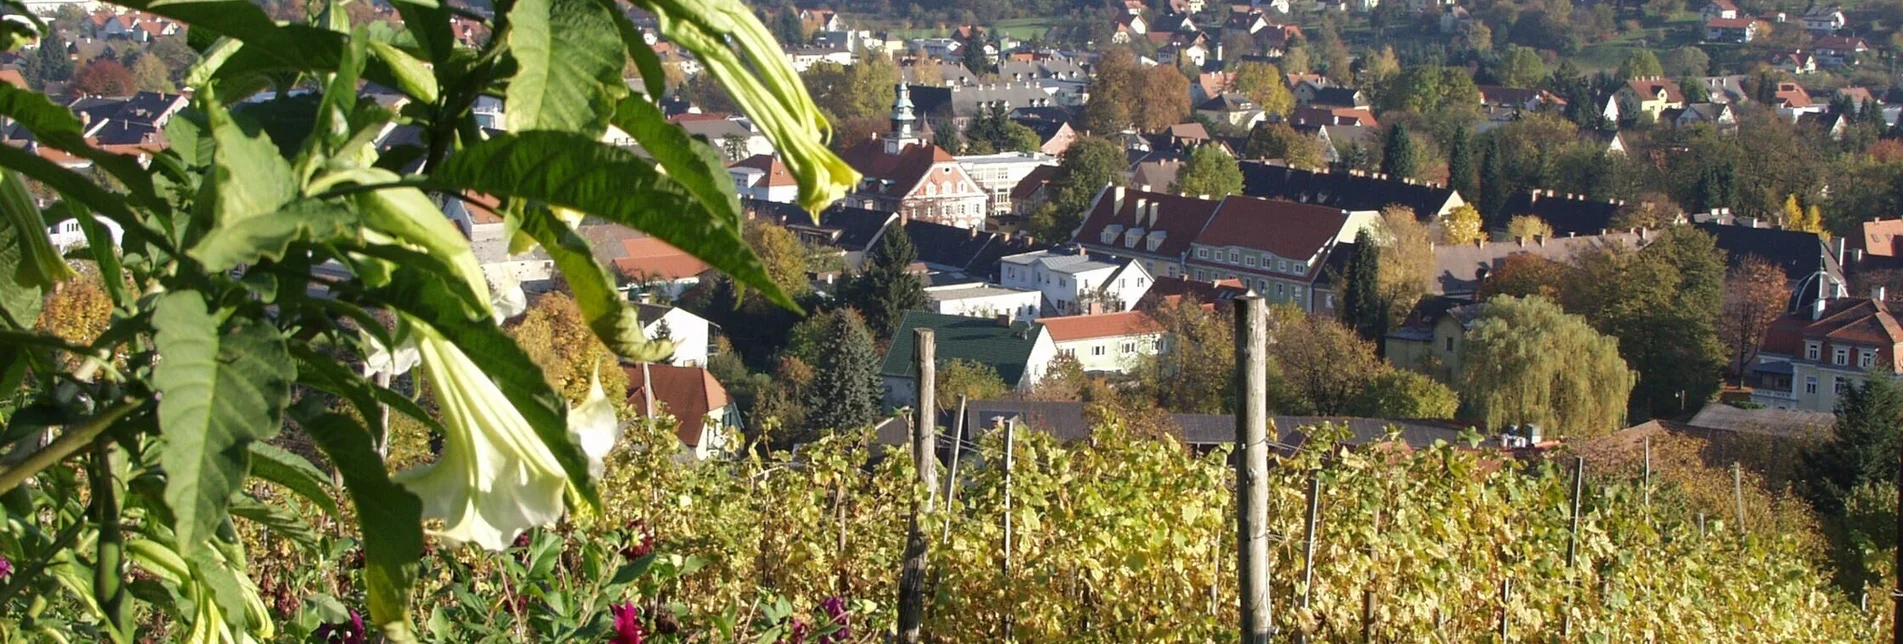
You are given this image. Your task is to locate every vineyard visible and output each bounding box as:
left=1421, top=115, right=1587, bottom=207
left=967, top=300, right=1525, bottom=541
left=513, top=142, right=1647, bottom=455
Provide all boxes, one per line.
left=202, top=413, right=1878, bottom=642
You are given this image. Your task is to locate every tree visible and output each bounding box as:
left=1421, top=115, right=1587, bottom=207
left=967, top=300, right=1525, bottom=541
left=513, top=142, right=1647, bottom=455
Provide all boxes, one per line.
left=1135, top=296, right=1234, bottom=413
left=1477, top=254, right=1569, bottom=301
left=936, top=359, right=1010, bottom=409
left=1718, top=257, right=1791, bottom=384
left=770, top=9, right=807, bottom=45
left=129, top=54, right=174, bottom=93
left=744, top=220, right=811, bottom=298
left=840, top=226, right=927, bottom=339
left=1169, top=145, right=1243, bottom=197
left=1244, top=121, right=1323, bottom=168
left=1479, top=136, right=1509, bottom=223
left=803, top=309, right=884, bottom=433
left=1379, top=65, right=1480, bottom=114
left=1340, top=229, right=1386, bottom=342
left=1134, top=65, right=1192, bottom=132
left=1375, top=205, right=1432, bottom=322
left=1660, top=46, right=1711, bottom=79
left=23, top=32, right=73, bottom=89
left=1083, top=47, right=1142, bottom=133
left=1442, top=204, right=1485, bottom=246
left=1360, top=46, right=1401, bottom=95
left=1034, top=136, right=1127, bottom=240
left=147, top=36, right=197, bottom=82
left=1497, top=45, right=1546, bottom=88
left=1567, top=227, right=1727, bottom=417
left=1460, top=296, right=1634, bottom=437
left=1266, top=306, right=1385, bottom=415
left=1780, top=194, right=1805, bottom=231
left=1380, top=123, right=1418, bottom=180
left=1232, top=61, right=1294, bottom=119
left=1446, top=126, right=1477, bottom=202
left=72, top=57, right=136, bottom=96
left=1805, top=374, right=1903, bottom=511
left=1504, top=215, right=1553, bottom=241
left=1355, top=369, right=1459, bottom=419
left=508, top=292, right=632, bottom=405
left=1618, top=49, right=1663, bottom=79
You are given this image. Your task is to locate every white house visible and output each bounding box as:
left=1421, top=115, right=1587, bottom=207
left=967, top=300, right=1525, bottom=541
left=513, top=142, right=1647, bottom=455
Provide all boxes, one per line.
left=1699, top=0, right=1738, bottom=21
left=636, top=303, right=714, bottom=367
left=728, top=155, right=800, bottom=204
left=956, top=151, right=1058, bottom=214
left=44, top=213, right=123, bottom=250
left=999, top=247, right=1154, bottom=316
left=625, top=363, right=738, bottom=461
left=926, top=283, right=1045, bottom=322
left=1801, top=7, right=1845, bottom=33
left=1039, top=310, right=1165, bottom=375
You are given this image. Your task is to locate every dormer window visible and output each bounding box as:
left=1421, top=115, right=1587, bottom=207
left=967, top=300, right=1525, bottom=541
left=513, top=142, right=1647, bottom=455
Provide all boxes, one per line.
left=1834, top=347, right=1849, bottom=366
left=1806, top=341, right=1821, bottom=361
left=1245, top=256, right=1257, bottom=267
left=1860, top=349, right=1877, bottom=368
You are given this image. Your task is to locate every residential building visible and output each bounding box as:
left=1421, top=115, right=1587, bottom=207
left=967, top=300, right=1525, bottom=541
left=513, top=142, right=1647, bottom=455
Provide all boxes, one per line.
left=727, top=155, right=798, bottom=204
left=1703, top=17, right=1758, bottom=43
left=636, top=303, right=714, bottom=368
left=1692, top=222, right=1847, bottom=301
left=1014, top=117, right=1079, bottom=156
left=1384, top=297, right=1483, bottom=380
left=1816, top=36, right=1868, bottom=66
left=1477, top=85, right=1566, bottom=114
left=926, top=283, right=1044, bottom=322
left=1699, top=0, right=1738, bottom=21
left=904, top=219, right=1050, bottom=281
left=1183, top=196, right=1378, bottom=313
left=606, top=233, right=713, bottom=299
left=1237, top=162, right=1465, bottom=220
left=1000, top=246, right=1155, bottom=315
left=838, top=85, right=991, bottom=228
left=1664, top=102, right=1738, bottom=130
left=1620, top=78, right=1687, bottom=121
left=1287, top=106, right=1380, bottom=128
left=878, top=311, right=1058, bottom=407
left=957, top=151, right=1059, bottom=215
left=43, top=212, right=122, bottom=250
left=1429, top=232, right=1647, bottom=297
left=1697, top=75, right=1751, bottom=103
left=1801, top=6, right=1846, bottom=33
left=1748, top=296, right=1903, bottom=412
left=1040, top=310, right=1166, bottom=374
left=1195, top=93, right=1264, bottom=130
left=1771, top=81, right=1826, bottom=120
left=1498, top=190, right=1628, bottom=238
left=906, top=83, right=1067, bottom=134
left=1073, top=187, right=1225, bottom=280
left=625, top=363, right=738, bottom=460
left=1765, top=50, right=1818, bottom=75
left=671, top=113, right=773, bottom=159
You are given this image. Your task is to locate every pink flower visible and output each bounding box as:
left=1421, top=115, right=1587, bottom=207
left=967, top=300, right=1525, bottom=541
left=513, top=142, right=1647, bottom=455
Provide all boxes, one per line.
left=314, top=610, right=366, bottom=644
left=821, top=596, right=850, bottom=643
left=0, top=555, right=12, bottom=580
left=610, top=601, right=645, bottom=644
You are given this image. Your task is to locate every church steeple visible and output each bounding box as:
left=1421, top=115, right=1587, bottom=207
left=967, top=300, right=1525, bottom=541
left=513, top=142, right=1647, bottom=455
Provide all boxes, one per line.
left=884, top=83, right=920, bottom=155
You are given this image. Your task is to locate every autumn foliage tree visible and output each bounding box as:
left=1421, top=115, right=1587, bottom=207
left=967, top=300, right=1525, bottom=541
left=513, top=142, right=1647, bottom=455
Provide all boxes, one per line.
left=72, top=58, right=136, bottom=97
left=1719, top=256, right=1792, bottom=384
left=1460, top=295, right=1634, bottom=437
left=1135, top=295, right=1234, bottom=413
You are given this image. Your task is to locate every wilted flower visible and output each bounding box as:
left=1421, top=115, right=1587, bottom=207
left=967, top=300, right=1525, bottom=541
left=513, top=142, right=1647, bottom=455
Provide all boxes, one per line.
left=490, top=271, right=528, bottom=321
left=359, top=327, right=419, bottom=379
left=0, top=555, right=12, bottom=580
left=394, top=319, right=618, bottom=550
left=569, top=364, right=620, bottom=479
left=820, top=596, right=850, bottom=643
left=610, top=601, right=645, bottom=644
left=314, top=610, right=366, bottom=644
left=620, top=519, right=655, bottom=561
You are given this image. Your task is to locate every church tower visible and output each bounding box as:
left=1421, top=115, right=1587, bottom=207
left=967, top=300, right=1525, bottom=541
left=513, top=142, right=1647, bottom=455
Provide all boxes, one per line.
left=884, top=83, right=920, bottom=155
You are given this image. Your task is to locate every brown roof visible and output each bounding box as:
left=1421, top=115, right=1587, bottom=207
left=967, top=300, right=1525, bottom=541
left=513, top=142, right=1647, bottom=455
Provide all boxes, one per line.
left=1040, top=310, right=1163, bottom=341
left=1073, top=187, right=1223, bottom=260
left=612, top=236, right=713, bottom=281
left=0, top=69, right=26, bottom=90
left=624, top=363, right=730, bottom=447
left=1806, top=298, right=1903, bottom=350
left=729, top=154, right=796, bottom=188
left=1009, top=164, right=1061, bottom=200
left=837, top=138, right=950, bottom=196
left=1816, top=35, right=1868, bottom=50
left=1774, top=82, right=1811, bottom=108
left=1187, top=195, right=1349, bottom=265
left=1704, top=17, right=1756, bottom=28
left=1861, top=218, right=1903, bottom=257
left=1625, top=78, right=1686, bottom=103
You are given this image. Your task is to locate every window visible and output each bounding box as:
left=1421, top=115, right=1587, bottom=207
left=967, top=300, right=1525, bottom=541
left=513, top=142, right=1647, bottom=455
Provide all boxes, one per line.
left=1325, top=293, right=1335, bottom=308
left=1121, top=342, right=1136, bottom=354
left=1245, top=256, right=1257, bottom=267
left=1194, top=269, right=1206, bottom=280
left=1277, top=259, right=1289, bottom=272
left=1862, top=350, right=1877, bottom=368
left=1806, top=342, right=1821, bottom=361
left=1444, top=337, right=1455, bottom=352
left=1137, top=278, right=1145, bottom=287
left=1152, top=337, right=1163, bottom=351
left=1805, top=376, right=1818, bottom=394
left=1275, top=283, right=1285, bottom=297
left=1197, top=248, right=1209, bottom=259
left=1835, top=347, right=1849, bottom=366
left=1229, top=251, right=1239, bottom=263
left=1294, top=262, right=1307, bottom=275
left=1835, top=376, right=1849, bottom=393
left=1091, top=345, right=1106, bottom=356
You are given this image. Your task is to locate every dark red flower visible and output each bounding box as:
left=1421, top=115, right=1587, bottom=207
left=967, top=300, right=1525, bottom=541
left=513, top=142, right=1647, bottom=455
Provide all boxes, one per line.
left=820, top=596, right=850, bottom=643
left=314, top=610, right=366, bottom=644
left=610, top=601, right=645, bottom=644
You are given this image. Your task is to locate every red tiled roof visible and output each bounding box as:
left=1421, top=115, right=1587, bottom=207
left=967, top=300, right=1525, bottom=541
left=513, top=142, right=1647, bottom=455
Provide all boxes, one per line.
left=1187, top=195, right=1349, bottom=266
left=1774, top=82, right=1811, bottom=108
left=729, top=154, right=796, bottom=188
left=1626, top=78, right=1686, bottom=103
left=1861, top=218, right=1903, bottom=257
left=1009, top=164, right=1061, bottom=200
left=624, top=363, right=730, bottom=447
left=1041, top=310, right=1163, bottom=342
left=836, top=138, right=951, bottom=196
left=613, top=237, right=712, bottom=281
left=1816, top=36, right=1867, bottom=50
left=1705, top=17, right=1756, bottom=28
left=1807, top=298, right=1903, bottom=348
left=1074, top=187, right=1223, bottom=260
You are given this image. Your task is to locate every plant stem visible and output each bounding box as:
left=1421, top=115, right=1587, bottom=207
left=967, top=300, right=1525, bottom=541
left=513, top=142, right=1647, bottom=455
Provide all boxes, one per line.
left=90, top=442, right=130, bottom=642
left=0, top=399, right=143, bottom=494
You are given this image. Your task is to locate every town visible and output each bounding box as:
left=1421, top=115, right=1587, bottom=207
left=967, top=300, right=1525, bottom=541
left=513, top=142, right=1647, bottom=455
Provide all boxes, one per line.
left=7, top=0, right=1903, bottom=639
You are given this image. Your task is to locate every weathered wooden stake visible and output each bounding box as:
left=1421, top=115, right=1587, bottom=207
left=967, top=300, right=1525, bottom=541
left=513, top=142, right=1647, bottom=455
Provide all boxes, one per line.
left=1499, top=578, right=1512, bottom=641
left=1563, top=456, right=1584, bottom=637
left=1297, top=471, right=1320, bottom=644
left=1234, top=296, right=1272, bottom=643
left=940, top=396, right=967, bottom=545
left=897, top=329, right=936, bottom=644
left=1002, top=417, right=1017, bottom=641
left=1895, top=427, right=1903, bottom=644
left=1732, top=461, right=1745, bottom=530
left=1642, top=435, right=1652, bottom=523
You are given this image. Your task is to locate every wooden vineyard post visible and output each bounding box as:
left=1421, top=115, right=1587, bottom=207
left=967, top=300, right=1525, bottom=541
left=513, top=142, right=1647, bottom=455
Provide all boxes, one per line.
left=898, top=329, right=936, bottom=644
left=1732, top=461, right=1745, bottom=530
left=1499, top=577, right=1512, bottom=641
left=1234, top=296, right=1272, bottom=643
left=1563, top=456, right=1584, bottom=637
left=1297, top=471, right=1320, bottom=644
left=1001, top=417, right=1017, bottom=641
left=941, top=395, right=967, bottom=545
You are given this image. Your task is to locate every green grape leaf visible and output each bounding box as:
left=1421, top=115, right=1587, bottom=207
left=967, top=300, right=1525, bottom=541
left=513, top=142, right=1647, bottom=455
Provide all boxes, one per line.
left=505, top=0, right=626, bottom=136
left=190, top=199, right=354, bottom=271
left=301, top=412, right=423, bottom=643
left=154, top=293, right=294, bottom=554
left=247, top=442, right=338, bottom=515
left=430, top=132, right=792, bottom=309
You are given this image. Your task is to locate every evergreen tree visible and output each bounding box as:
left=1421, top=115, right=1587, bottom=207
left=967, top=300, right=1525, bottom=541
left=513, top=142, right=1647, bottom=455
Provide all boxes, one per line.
left=1341, top=230, right=1386, bottom=342
left=802, top=310, right=883, bottom=435
left=1380, top=123, right=1417, bottom=180
left=843, top=226, right=928, bottom=339
left=24, top=33, right=73, bottom=89
left=1446, top=125, right=1476, bottom=200
left=1694, top=159, right=1736, bottom=212
left=1479, top=136, right=1509, bottom=224
left=1806, top=374, right=1903, bottom=511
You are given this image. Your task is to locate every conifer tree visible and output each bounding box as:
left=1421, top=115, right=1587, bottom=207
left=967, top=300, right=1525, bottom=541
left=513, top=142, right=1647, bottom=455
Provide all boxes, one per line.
left=1380, top=123, right=1417, bottom=180
left=1479, top=136, right=1508, bottom=224
left=1341, top=229, right=1385, bottom=342
left=803, top=309, right=883, bottom=435
left=1806, top=374, right=1903, bottom=511
left=843, top=226, right=928, bottom=339
left=1446, top=125, right=1476, bottom=200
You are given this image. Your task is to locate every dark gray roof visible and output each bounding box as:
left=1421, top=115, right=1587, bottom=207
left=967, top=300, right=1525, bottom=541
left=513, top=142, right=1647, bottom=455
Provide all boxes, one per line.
left=1238, top=162, right=1458, bottom=219
left=1499, top=191, right=1622, bottom=237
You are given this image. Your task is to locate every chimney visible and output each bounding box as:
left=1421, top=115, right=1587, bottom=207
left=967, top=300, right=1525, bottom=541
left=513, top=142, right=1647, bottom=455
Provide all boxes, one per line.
left=1874, top=286, right=1888, bottom=301
left=997, top=313, right=1012, bottom=326
left=1148, top=201, right=1160, bottom=226
left=1834, top=237, right=1847, bottom=266
left=1812, top=294, right=1828, bottom=320
left=1516, top=237, right=1525, bottom=247
left=969, top=227, right=978, bottom=239
left=1113, top=185, right=1127, bottom=212
left=1537, top=235, right=1546, bottom=247
left=1530, top=191, right=1540, bottom=204
left=1134, top=197, right=1148, bottom=218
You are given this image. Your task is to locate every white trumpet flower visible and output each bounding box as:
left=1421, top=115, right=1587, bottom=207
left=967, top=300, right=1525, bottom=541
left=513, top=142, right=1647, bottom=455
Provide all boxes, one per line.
left=360, top=326, right=420, bottom=379
left=568, top=363, right=620, bottom=479
left=491, top=271, right=528, bottom=321
left=394, top=318, right=617, bottom=550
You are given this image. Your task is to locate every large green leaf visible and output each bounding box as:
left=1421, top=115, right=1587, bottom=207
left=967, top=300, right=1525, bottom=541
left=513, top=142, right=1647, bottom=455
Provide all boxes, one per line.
left=153, top=293, right=294, bottom=554
left=247, top=442, right=338, bottom=515
left=189, top=199, right=354, bottom=271
left=505, top=0, right=627, bottom=135
left=0, top=167, right=71, bottom=287
left=229, top=494, right=321, bottom=549
left=374, top=269, right=599, bottom=507
left=0, top=174, right=44, bottom=329
left=609, top=95, right=742, bottom=233
left=205, top=97, right=295, bottom=231
left=300, top=413, right=423, bottom=643
left=521, top=208, right=672, bottom=362
left=430, top=132, right=792, bottom=308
